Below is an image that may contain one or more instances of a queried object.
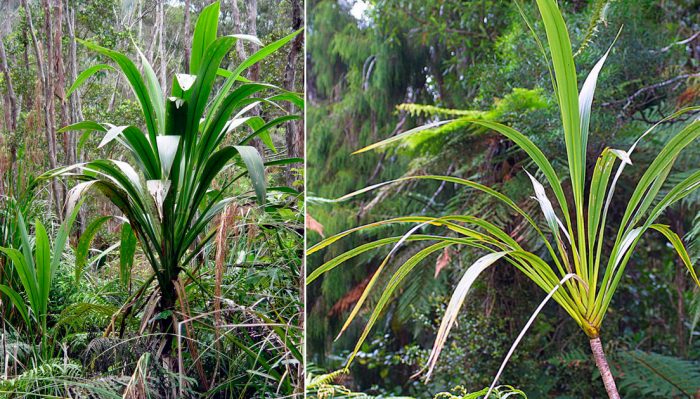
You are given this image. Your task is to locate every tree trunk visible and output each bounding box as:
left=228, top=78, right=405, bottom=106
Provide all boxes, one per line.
left=51, top=0, right=72, bottom=166
left=0, top=37, right=18, bottom=134
left=0, top=35, right=19, bottom=191
left=146, top=0, right=159, bottom=64
left=66, top=4, right=86, bottom=233
left=158, top=0, right=166, bottom=93
left=66, top=5, right=82, bottom=153
left=231, top=0, right=247, bottom=62
left=25, top=0, right=64, bottom=219
left=246, top=0, right=259, bottom=82
left=157, top=274, right=178, bottom=368
left=231, top=0, right=264, bottom=154
left=283, top=0, right=303, bottom=185
left=183, top=0, right=191, bottom=72
left=589, top=336, right=620, bottom=399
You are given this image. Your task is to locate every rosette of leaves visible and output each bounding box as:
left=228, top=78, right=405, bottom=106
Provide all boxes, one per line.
left=41, top=1, right=302, bottom=349
left=308, top=0, right=698, bottom=397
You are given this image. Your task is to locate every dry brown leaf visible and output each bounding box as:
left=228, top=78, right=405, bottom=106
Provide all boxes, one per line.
left=435, top=247, right=453, bottom=278
left=306, top=212, right=325, bottom=238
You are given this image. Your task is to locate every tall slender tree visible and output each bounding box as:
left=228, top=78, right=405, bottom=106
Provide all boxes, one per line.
left=284, top=0, right=303, bottom=171
left=183, top=0, right=191, bottom=72
left=24, top=0, right=63, bottom=218
left=0, top=35, right=20, bottom=190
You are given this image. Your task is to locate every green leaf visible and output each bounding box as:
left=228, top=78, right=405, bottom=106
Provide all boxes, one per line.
left=75, top=216, right=112, bottom=283
left=230, top=28, right=303, bottom=82
left=308, top=234, right=457, bottom=284
left=57, top=120, right=107, bottom=133
left=267, top=92, right=304, bottom=109
left=189, top=1, right=220, bottom=75
left=346, top=241, right=457, bottom=366
left=79, top=39, right=159, bottom=150
left=199, top=83, right=272, bottom=160
left=621, top=121, right=700, bottom=234
left=186, top=35, right=239, bottom=149
left=649, top=224, right=699, bottom=287
left=208, top=28, right=304, bottom=119
left=618, top=350, right=700, bottom=397
left=135, top=45, right=165, bottom=134
left=264, top=157, right=303, bottom=166
left=239, top=115, right=301, bottom=153
left=352, top=120, right=454, bottom=154
left=120, top=223, right=137, bottom=288
left=121, top=126, right=161, bottom=179
left=233, top=145, right=266, bottom=204
left=424, top=252, right=510, bottom=379
left=534, top=0, right=582, bottom=205
left=0, top=246, right=37, bottom=320
left=17, top=209, right=34, bottom=271
left=34, top=221, right=51, bottom=318
left=51, top=197, right=83, bottom=281
left=66, top=64, right=114, bottom=97
left=0, top=285, right=31, bottom=328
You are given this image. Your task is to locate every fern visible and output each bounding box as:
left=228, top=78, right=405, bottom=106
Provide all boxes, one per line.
left=306, top=369, right=415, bottom=399
left=397, top=103, right=486, bottom=118
left=306, top=369, right=348, bottom=389
left=55, top=302, right=119, bottom=332
left=574, top=0, right=611, bottom=57
left=616, top=350, right=700, bottom=398
left=434, top=385, right=527, bottom=399
left=0, top=359, right=83, bottom=397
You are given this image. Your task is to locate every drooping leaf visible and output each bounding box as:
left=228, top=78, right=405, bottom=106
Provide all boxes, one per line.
left=75, top=216, right=112, bottom=283
left=233, top=145, right=267, bottom=204
left=66, top=64, right=114, bottom=97
left=120, top=223, right=137, bottom=288
left=98, top=124, right=128, bottom=148
left=649, top=224, right=699, bottom=287
left=57, top=120, right=106, bottom=133
left=78, top=39, right=159, bottom=148
left=424, top=252, right=510, bottom=380
left=0, top=285, right=31, bottom=328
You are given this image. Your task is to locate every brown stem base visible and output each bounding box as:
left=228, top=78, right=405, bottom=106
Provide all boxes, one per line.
left=589, top=336, right=620, bottom=399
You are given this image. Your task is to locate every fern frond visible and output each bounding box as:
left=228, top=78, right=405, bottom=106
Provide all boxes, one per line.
left=397, top=103, right=486, bottom=118
left=574, top=0, right=611, bottom=57
left=306, top=369, right=347, bottom=389
left=616, top=350, right=700, bottom=398
left=434, top=385, right=527, bottom=398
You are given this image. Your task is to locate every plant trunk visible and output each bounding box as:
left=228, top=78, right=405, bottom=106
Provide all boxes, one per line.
left=589, top=336, right=620, bottom=399
left=157, top=275, right=178, bottom=369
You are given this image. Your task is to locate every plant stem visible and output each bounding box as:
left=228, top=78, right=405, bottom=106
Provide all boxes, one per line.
left=589, top=336, right=620, bottom=399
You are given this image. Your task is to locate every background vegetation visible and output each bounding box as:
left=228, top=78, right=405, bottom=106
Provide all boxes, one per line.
left=306, top=0, right=700, bottom=397
left=0, top=0, right=304, bottom=397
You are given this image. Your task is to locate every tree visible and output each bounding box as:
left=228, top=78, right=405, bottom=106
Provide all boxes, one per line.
left=0, top=34, right=20, bottom=194
left=23, top=0, right=63, bottom=218
left=284, top=0, right=303, bottom=182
